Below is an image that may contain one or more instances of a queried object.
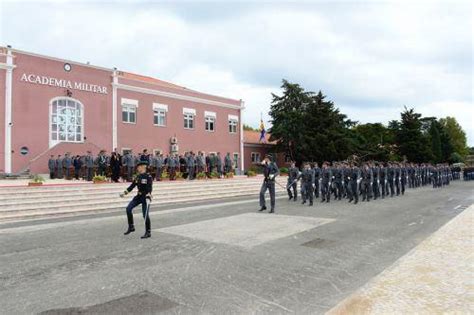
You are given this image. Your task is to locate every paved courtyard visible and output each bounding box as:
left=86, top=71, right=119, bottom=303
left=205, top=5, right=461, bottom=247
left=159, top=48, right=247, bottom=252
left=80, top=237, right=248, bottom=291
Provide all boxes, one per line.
left=0, top=181, right=472, bottom=314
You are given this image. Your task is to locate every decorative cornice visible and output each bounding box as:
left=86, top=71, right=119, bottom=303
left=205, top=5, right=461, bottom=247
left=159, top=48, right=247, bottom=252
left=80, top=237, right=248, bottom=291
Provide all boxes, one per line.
left=113, top=82, right=243, bottom=110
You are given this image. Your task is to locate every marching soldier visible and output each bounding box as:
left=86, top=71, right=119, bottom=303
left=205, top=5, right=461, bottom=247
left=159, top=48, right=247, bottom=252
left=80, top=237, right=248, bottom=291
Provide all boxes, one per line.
left=300, top=162, right=314, bottom=206
left=360, top=163, right=373, bottom=202
left=349, top=163, right=360, bottom=204
left=321, top=162, right=332, bottom=203
left=401, top=162, right=407, bottom=195
left=258, top=154, right=279, bottom=213
left=48, top=155, right=56, bottom=179
left=313, top=162, right=321, bottom=199
left=287, top=162, right=299, bottom=201
left=333, top=163, right=343, bottom=200
left=394, top=162, right=401, bottom=196
left=120, top=160, right=153, bottom=239
left=387, top=162, right=395, bottom=197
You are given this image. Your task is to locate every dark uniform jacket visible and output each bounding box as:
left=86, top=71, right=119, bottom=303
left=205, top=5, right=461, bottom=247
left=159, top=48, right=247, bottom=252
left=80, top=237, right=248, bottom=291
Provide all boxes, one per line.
left=126, top=173, right=153, bottom=197
left=262, top=162, right=279, bottom=181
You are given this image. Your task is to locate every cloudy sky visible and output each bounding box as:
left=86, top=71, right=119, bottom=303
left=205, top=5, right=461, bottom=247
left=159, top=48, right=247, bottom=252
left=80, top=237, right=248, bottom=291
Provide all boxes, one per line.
left=1, top=0, right=473, bottom=144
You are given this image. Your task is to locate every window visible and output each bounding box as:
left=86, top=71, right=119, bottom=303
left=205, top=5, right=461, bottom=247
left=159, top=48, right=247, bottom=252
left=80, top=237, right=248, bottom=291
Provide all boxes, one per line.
left=184, top=114, right=194, bottom=129
left=50, top=97, right=83, bottom=146
left=153, top=109, right=166, bottom=126
left=205, top=116, right=215, bottom=132
left=251, top=152, right=261, bottom=163
left=228, top=114, right=238, bottom=133
left=153, top=103, right=168, bottom=126
left=122, top=105, right=136, bottom=123
left=121, top=98, right=138, bottom=124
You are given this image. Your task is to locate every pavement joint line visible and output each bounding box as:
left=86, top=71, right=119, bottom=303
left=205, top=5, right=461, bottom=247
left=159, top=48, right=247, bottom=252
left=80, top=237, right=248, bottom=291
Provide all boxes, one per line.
left=454, top=205, right=461, bottom=210
left=0, top=196, right=287, bottom=234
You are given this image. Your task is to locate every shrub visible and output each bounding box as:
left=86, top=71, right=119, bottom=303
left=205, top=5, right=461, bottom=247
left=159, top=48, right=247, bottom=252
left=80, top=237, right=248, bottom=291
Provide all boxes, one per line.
left=279, top=167, right=289, bottom=174
left=247, top=170, right=257, bottom=177
left=30, top=174, right=45, bottom=183
left=196, top=172, right=207, bottom=179
left=161, top=170, right=169, bottom=179
left=176, top=171, right=184, bottom=179
left=225, top=171, right=234, bottom=178
left=210, top=171, right=219, bottom=178
left=92, top=175, right=107, bottom=182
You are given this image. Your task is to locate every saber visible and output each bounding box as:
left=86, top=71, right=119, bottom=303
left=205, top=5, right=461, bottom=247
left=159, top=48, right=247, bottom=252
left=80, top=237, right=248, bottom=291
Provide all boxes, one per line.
left=144, top=197, right=151, bottom=224
left=285, top=178, right=299, bottom=190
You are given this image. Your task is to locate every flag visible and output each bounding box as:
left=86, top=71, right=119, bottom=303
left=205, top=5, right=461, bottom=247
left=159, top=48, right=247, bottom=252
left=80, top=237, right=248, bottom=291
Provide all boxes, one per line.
left=259, top=119, right=267, bottom=143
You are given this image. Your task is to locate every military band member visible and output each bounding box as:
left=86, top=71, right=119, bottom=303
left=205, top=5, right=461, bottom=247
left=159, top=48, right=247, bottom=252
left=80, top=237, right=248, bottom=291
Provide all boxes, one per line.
left=48, top=155, right=56, bottom=179
left=258, top=154, right=279, bottom=213
left=154, top=153, right=164, bottom=181
left=73, top=155, right=83, bottom=180
left=110, top=151, right=121, bottom=182
left=197, top=151, right=205, bottom=174
left=120, top=160, right=153, bottom=239
left=287, top=162, right=299, bottom=201
left=187, top=152, right=196, bottom=180
left=56, top=155, right=63, bottom=179
left=216, top=152, right=223, bottom=178
left=96, top=150, right=107, bottom=176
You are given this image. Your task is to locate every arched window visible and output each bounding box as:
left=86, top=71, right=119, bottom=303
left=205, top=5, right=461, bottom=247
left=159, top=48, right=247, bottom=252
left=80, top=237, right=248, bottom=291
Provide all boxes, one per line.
left=50, top=97, right=83, bottom=147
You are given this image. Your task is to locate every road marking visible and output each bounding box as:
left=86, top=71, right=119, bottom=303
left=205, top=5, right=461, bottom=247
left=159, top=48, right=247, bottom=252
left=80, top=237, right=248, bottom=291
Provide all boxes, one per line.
left=454, top=205, right=461, bottom=210
left=0, top=196, right=287, bottom=234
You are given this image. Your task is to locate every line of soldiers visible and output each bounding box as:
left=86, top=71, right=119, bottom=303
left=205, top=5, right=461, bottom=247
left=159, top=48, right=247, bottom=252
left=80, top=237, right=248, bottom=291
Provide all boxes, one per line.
left=286, top=161, right=460, bottom=206
left=48, top=149, right=235, bottom=182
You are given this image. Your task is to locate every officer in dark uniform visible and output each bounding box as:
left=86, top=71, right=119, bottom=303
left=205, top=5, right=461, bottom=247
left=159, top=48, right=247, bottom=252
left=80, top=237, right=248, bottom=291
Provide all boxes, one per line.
left=300, top=162, right=315, bottom=206
left=313, top=163, right=321, bottom=199
left=120, top=160, right=153, bottom=239
left=287, top=162, right=299, bottom=201
left=321, top=162, right=332, bottom=203
left=387, top=162, right=395, bottom=197
left=360, top=163, right=373, bottom=202
left=349, top=162, right=360, bottom=204
left=258, top=154, right=279, bottom=213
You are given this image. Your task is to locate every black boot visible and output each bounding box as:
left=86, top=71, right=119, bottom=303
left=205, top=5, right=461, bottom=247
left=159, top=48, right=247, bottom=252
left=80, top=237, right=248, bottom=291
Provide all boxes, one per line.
left=269, top=208, right=275, bottom=213
left=294, top=197, right=297, bottom=202
left=309, top=202, right=313, bottom=206
left=124, top=225, right=135, bottom=235
left=259, top=206, right=267, bottom=212
left=124, top=213, right=135, bottom=235
left=141, top=231, right=151, bottom=239
left=288, top=195, right=293, bottom=201
left=302, top=200, right=306, bottom=205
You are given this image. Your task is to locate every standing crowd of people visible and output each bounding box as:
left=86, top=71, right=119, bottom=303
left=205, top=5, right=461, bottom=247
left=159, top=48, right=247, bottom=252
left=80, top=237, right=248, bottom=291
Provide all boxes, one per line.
left=47, top=149, right=235, bottom=182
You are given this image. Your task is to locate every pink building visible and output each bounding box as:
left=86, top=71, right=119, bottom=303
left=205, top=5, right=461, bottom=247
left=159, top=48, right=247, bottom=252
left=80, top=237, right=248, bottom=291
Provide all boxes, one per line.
left=0, top=46, right=245, bottom=174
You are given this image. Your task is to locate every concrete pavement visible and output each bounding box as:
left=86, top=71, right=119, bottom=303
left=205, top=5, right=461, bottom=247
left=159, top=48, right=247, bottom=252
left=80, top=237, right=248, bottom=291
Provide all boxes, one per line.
left=0, top=180, right=472, bottom=314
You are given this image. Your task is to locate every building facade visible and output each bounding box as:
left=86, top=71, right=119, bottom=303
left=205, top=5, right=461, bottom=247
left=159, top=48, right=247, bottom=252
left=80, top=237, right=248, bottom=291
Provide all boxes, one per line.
left=243, top=130, right=288, bottom=171
left=0, top=46, right=245, bottom=174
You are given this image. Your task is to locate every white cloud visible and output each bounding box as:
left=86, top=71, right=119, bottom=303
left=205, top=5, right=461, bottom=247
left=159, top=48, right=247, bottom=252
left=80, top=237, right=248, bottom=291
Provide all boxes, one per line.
left=0, top=0, right=472, bottom=145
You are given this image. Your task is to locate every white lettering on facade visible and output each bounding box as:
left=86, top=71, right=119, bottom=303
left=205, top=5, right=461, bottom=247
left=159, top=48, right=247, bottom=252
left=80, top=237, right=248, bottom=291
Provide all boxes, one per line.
left=20, top=73, right=108, bottom=95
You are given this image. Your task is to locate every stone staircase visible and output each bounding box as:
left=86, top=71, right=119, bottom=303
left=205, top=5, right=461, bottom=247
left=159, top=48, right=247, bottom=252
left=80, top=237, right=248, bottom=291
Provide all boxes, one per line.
left=0, top=176, right=287, bottom=222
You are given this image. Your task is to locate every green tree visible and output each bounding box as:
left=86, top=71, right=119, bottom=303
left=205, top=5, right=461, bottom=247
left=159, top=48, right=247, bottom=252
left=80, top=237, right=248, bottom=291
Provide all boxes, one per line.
left=243, top=124, right=258, bottom=131
left=428, top=121, right=442, bottom=163
left=394, top=107, right=433, bottom=163
left=439, top=117, right=469, bottom=158
left=352, top=123, right=393, bottom=161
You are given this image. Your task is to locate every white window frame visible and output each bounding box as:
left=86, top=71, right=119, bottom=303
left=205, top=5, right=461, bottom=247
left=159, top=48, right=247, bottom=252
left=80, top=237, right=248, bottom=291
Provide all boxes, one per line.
left=228, top=115, right=238, bottom=134
left=49, top=97, right=85, bottom=148
left=251, top=152, right=261, bottom=163
left=153, top=103, right=168, bottom=127
left=184, top=113, right=195, bottom=130
left=121, top=98, right=138, bottom=124
left=205, top=115, right=216, bottom=132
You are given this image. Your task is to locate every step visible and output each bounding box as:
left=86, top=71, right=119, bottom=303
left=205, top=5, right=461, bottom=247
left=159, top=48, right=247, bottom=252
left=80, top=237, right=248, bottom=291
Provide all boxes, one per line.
left=0, top=177, right=272, bottom=195
left=0, top=186, right=286, bottom=212
left=0, top=184, right=274, bottom=208
left=0, top=181, right=270, bottom=202
left=0, top=190, right=286, bottom=222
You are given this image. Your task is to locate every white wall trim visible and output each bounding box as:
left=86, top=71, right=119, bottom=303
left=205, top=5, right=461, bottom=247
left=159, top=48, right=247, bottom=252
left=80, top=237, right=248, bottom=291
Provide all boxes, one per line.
left=112, top=70, right=118, bottom=151
left=153, top=103, right=168, bottom=111
left=4, top=48, right=14, bottom=173
left=228, top=114, right=239, bottom=121
left=183, top=107, right=196, bottom=115
left=0, top=63, right=16, bottom=70
left=121, top=98, right=139, bottom=107
left=204, top=111, right=216, bottom=118
left=113, top=82, right=243, bottom=110
left=239, top=100, right=245, bottom=172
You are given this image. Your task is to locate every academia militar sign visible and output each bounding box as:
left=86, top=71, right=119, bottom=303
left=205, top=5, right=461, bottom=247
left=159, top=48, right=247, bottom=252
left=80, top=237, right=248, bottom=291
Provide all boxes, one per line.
left=20, top=73, right=108, bottom=94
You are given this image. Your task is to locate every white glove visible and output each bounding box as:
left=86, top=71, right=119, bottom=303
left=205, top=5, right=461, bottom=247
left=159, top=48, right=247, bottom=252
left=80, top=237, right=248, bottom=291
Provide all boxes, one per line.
left=269, top=174, right=275, bottom=180
left=119, top=190, right=128, bottom=198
